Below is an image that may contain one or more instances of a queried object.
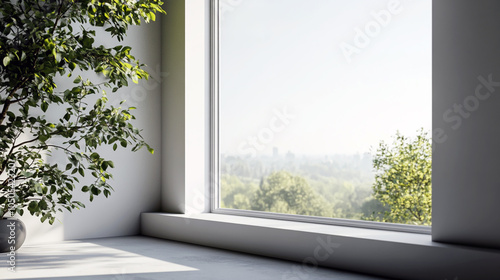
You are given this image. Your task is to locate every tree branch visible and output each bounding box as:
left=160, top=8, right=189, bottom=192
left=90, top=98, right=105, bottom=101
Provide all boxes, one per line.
left=0, top=0, right=70, bottom=128
left=0, top=130, right=22, bottom=177
left=0, top=76, right=30, bottom=126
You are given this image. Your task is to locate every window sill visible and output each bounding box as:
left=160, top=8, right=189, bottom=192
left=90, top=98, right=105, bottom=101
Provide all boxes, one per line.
left=141, top=212, right=500, bottom=280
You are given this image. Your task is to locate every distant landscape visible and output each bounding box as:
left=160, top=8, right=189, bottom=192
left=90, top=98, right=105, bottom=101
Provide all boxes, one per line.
left=220, top=152, right=387, bottom=220
left=220, top=130, right=432, bottom=226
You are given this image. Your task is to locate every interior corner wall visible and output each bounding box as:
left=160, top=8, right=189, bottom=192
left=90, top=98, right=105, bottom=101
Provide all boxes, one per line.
left=161, top=0, right=186, bottom=213
left=21, top=15, right=163, bottom=245
left=433, top=0, right=500, bottom=249
left=161, top=0, right=210, bottom=214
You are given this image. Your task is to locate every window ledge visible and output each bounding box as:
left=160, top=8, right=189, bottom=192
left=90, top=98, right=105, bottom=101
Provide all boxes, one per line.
left=141, top=212, right=500, bottom=280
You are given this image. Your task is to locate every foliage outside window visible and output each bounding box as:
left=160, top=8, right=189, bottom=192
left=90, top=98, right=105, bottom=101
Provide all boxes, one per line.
left=221, top=130, right=432, bottom=226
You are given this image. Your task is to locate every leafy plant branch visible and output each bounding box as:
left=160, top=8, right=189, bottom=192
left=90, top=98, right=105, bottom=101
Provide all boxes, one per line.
left=0, top=0, right=165, bottom=224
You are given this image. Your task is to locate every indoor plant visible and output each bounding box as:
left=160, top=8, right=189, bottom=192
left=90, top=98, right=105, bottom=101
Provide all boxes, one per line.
left=0, top=0, right=165, bottom=252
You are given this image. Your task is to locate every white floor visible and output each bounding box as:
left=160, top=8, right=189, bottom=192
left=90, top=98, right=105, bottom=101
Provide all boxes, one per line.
left=1, top=236, right=392, bottom=280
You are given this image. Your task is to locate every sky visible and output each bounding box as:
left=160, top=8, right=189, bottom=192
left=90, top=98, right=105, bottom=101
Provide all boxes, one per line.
left=219, top=0, right=432, bottom=156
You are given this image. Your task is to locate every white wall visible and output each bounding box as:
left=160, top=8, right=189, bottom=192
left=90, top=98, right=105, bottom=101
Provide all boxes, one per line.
left=21, top=17, right=163, bottom=245
left=433, top=0, right=500, bottom=249
left=161, top=0, right=187, bottom=213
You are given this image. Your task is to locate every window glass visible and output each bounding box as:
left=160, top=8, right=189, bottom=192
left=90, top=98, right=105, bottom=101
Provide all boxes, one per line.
left=218, top=0, right=432, bottom=225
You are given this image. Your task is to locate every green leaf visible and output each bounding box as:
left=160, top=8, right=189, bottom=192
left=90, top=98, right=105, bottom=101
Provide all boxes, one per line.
left=41, top=101, right=48, bottom=112
left=102, top=161, right=108, bottom=171
left=90, top=152, right=100, bottom=161
left=64, top=113, right=71, bottom=121
left=39, top=199, right=48, bottom=210
left=7, top=111, right=15, bottom=119
left=21, top=171, right=34, bottom=177
left=3, top=56, right=11, bottom=66
left=104, top=189, right=111, bottom=198
left=41, top=213, right=50, bottom=223
left=69, top=156, right=78, bottom=166
left=91, top=187, right=101, bottom=195
left=38, top=134, right=49, bottom=142
left=28, top=201, right=38, bottom=212
left=35, top=184, right=43, bottom=194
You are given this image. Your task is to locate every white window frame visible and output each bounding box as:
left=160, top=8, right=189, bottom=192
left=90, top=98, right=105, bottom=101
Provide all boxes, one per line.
left=210, top=0, right=430, bottom=235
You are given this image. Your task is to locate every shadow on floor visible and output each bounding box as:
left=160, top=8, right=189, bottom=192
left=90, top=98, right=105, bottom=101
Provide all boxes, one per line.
left=2, top=235, right=393, bottom=280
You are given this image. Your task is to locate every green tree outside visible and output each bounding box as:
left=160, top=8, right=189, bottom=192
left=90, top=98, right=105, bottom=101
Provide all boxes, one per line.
left=220, top=130, right=432, bottom=226
left=366, top=129, right=432, bottom=225
left=251, top=171, right=332, bottom=217
left=220, top=174, right=257, bottom=210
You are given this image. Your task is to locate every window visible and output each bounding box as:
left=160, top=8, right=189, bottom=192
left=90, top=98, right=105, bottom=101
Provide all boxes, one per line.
left=147, top=2, right=500, bottom=278
left=213, top=0, right=432, bottom=230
